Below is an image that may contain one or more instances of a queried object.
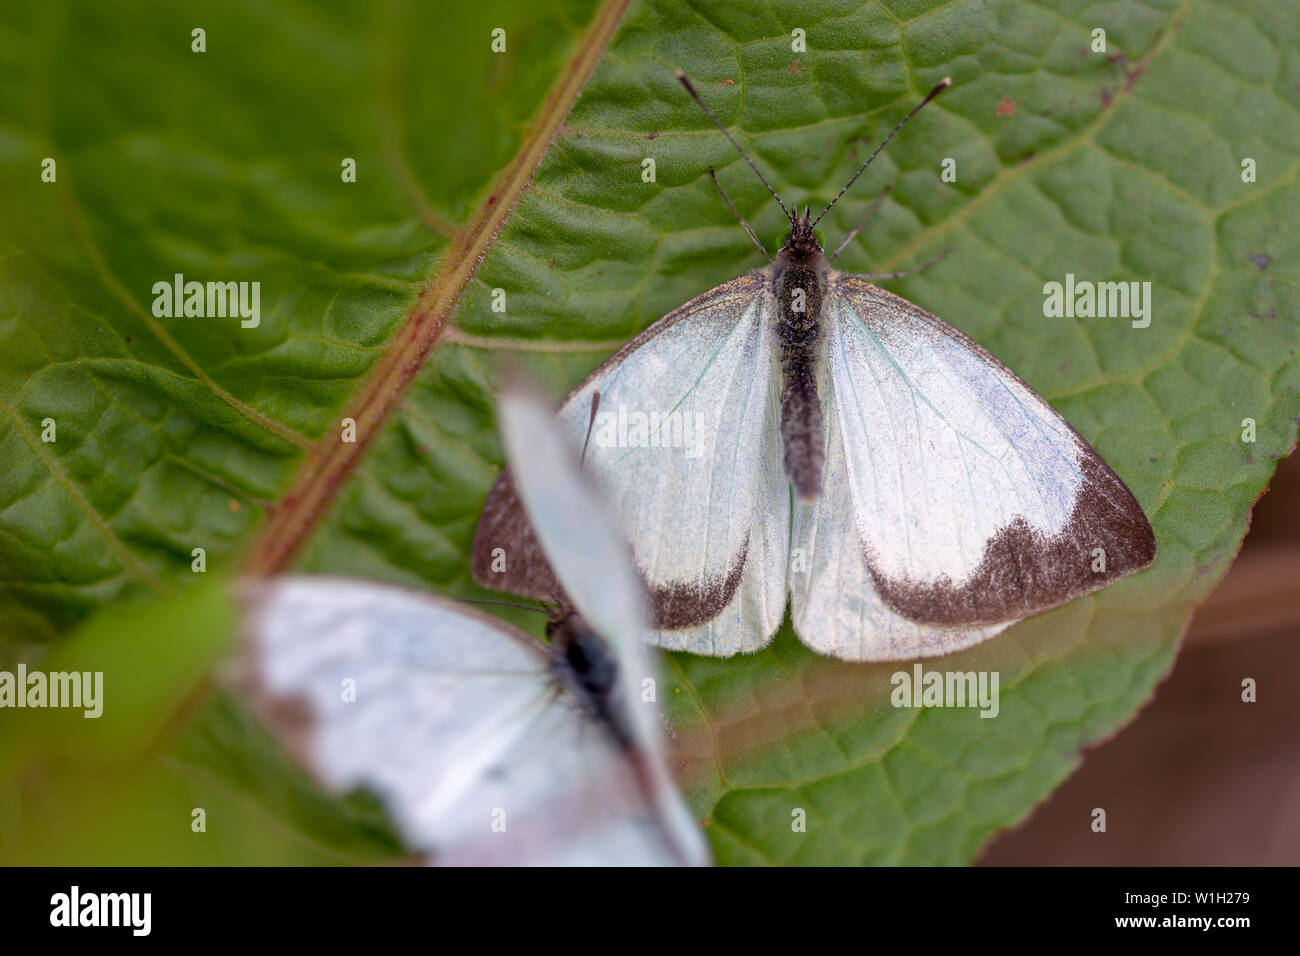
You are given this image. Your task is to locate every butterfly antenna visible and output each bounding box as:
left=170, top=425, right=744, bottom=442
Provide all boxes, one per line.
left=457, top=597, right=551, bottom=617
left=580, top=390, right=601, bottom=468
left=812, top=77, right=951, bottom=229
left=676, top=70, right=793, bottom=224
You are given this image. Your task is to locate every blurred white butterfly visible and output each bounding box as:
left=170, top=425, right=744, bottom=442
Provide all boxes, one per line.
left=227, top=381, right=710, bottom=866
left=473, top=74, right=1156, bottom=662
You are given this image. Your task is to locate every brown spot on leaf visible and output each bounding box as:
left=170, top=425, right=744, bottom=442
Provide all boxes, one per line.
left=1108, top=52, right=1145, bottom=92
left=996, top=96, right=1016, bottom=116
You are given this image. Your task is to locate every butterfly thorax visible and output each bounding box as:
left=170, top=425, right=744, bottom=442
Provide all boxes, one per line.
left=770, top=209, right=828, bottom=500
left=546, top=610, right=633, bottom=750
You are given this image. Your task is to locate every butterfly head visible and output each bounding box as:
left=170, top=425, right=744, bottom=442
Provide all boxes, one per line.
left=778, top=207, right=825, bottom=265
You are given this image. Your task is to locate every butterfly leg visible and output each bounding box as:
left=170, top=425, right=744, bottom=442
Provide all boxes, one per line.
left=709, top=168, right=772, bottom=262
left=658, top=710, right=680, bottom=745
left=855, top=246, right=953, bottom=280
left=828, top=183, right=893, bottom=260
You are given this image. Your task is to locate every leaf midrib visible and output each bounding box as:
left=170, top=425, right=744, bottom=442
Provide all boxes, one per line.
left=243, top=0, right=633, bottom=576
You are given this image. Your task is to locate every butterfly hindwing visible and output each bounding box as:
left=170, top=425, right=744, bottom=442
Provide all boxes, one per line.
left=790, top=339, right=1007, bottom=660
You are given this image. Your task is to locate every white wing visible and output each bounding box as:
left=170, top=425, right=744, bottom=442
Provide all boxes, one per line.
left=230, top=577, right=696, bottom=865
left=555, top=275, right=789, bottom=656
left=790, top=277, right=1155, bottom=660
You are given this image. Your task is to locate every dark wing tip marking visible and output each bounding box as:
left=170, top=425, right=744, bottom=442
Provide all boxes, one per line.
left=868, top=456, right=1156, bottom=627
left=649, top=533, right=750, bottom=630
left=471, top=469, right=562, bottom=601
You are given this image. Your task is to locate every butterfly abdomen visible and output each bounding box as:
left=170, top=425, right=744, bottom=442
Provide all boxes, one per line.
left=775, top=263, right=826, bottom=499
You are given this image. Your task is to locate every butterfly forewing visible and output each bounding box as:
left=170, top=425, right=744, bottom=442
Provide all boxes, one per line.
left=783, top=277, right=1156, bottom=660
left=475, top=275, right=790, bottom=657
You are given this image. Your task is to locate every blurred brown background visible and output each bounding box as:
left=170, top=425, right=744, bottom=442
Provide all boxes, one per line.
left=981, top=452, right=1300, bottom=865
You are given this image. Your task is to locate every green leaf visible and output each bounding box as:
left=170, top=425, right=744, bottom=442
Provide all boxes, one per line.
left=2, top=0, right=1298, bottom=865
left=0, top=576, right=405, bottom=863
left=0, top=0, right=602, bottom=643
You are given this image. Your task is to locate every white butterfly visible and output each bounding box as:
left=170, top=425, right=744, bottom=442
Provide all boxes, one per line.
left=472, top=74, right=1156, bottom=662
left=227, top=382, right=710, bottom=866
